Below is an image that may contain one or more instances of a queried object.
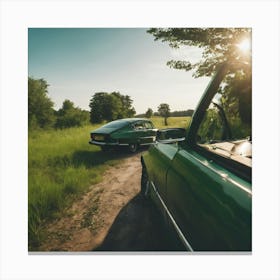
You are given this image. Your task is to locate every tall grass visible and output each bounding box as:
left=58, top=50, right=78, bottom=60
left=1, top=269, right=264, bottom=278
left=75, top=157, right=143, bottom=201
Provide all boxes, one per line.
left=28, top=125, right=120, bottom=250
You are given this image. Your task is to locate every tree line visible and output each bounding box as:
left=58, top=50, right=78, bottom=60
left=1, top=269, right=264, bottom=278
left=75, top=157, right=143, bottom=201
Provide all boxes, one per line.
left=28, top=77, right=188, bottom=130
left=137, top=108, right=194, bottom=118
left=28, top=78, right=136, bottom=130
left=28, top=77, right=89, bottom=130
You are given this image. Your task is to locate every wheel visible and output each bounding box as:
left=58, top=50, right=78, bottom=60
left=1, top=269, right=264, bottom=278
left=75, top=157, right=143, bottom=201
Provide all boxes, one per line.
left=141, top=165, right=150, bottom=197
left=128, top=143, right=138, bottom=153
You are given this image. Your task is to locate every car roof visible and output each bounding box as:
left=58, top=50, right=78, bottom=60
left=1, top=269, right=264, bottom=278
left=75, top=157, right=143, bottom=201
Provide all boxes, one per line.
left=120, top=118, right=150, bottom=123
left=100, top=118, right=151, bottom=129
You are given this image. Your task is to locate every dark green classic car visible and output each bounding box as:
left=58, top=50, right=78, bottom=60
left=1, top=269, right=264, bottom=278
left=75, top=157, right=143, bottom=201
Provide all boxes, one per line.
left=89, top=118, right=157, bottom=152
left=141, top=62, right=252, bottom=251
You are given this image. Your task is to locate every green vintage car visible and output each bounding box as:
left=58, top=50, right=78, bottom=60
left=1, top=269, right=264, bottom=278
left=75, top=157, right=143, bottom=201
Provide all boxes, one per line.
left=89, top=118, right=157, bottom=152
left=141, top=62, right=252, bottom=251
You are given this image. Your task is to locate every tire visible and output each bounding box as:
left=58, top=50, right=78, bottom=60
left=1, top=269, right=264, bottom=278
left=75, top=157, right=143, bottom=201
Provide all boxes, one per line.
left=128, top=143, right=138, bottom=153
left=141, top=165, right=150, bottom=197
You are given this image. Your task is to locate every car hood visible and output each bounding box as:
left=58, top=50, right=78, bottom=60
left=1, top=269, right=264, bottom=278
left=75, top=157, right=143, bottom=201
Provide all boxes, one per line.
left=91, top=127, right=119, bottom=134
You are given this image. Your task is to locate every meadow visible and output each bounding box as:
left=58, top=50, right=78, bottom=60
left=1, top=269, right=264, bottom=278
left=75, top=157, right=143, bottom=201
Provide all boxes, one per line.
left=28, top=116, right=191, bottom=250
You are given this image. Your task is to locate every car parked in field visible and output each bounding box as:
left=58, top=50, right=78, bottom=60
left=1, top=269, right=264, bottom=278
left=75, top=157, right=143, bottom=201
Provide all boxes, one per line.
left=89, top=118, right=157, bottom=152
left=141, top=62, right=252, bottom=251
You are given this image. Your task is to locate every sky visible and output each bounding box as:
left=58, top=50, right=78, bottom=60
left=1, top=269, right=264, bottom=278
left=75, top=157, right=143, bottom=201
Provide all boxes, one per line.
left=28, top=28, right=211, bottom=114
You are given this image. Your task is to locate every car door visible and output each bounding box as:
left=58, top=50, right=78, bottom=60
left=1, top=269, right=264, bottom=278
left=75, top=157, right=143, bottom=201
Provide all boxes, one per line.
left=141, top=121, right=157, bottom=144
left=166, top=148, right=251, bottom=251
left=130, top=121, right=146, bottom=144
left=147, top=143, right=179, bottom=202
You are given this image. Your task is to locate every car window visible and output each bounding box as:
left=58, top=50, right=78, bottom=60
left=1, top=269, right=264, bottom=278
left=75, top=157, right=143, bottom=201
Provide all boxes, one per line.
left=103, top=119, right=128, bottom=128
left=144, top=122, right=153, bottom=129
left=196, top=68, right=252, bottom=167
left=133, top=122, right=144, bottom=130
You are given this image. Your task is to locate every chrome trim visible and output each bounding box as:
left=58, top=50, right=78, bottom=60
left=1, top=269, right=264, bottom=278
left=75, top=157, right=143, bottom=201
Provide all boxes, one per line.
left=89, top=140, right=119, bottom=146
left=187, top=153, right=252, bottom=195
left=150, top=181, right=194, bottom=251
left=89, top=140, right=153, bottom=146
left=157, top=137, right=185, bottom=144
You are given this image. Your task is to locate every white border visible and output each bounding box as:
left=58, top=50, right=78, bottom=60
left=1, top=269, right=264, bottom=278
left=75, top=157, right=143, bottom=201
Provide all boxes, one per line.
left=1, top=1, right=279, bottom=280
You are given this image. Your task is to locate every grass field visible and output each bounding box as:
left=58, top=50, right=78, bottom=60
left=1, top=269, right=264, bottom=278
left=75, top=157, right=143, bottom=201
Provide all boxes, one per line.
left=28, top=124, right=118, bottom=249
left=151, top=116, right=191, bottom=129
left=28, top=116, right=191, bottom=250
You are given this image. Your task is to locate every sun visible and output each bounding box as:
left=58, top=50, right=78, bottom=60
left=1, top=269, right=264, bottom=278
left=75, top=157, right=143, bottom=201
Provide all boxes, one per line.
left=236, top=38, right=251, bottom=53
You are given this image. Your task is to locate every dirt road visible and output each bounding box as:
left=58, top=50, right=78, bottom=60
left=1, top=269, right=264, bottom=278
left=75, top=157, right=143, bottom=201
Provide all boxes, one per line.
left=39, top=151, right=173, bottom=252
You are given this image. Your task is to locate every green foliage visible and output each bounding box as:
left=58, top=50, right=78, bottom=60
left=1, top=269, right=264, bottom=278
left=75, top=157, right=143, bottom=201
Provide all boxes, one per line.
left=28, top=77, right=55, bottom=129
left=145, top=108, right=153, bottom=118
left=89, top=91, right=136, bottom=123
left=112, top=92, right=136, bottom=118
left=89, top=92, right=107, bottom=123
left=220, top=70, right=252, bottom=139
left=28, top=125, right=121, bottom=250
left=55, top=99, right=89, bottom=129
left=158, top=103, right=171, bottom=126
left=28, top=78, right=89, bottom=131
left=137, top=109, right=193, bottom=118
left=197, top=70, right=252, bottom=144
left=197, top=108, right=224, bottom=143
left=220, top=68, right=252, bottom=126
left=147, top=28, right=252, bottom=77
left=170, top=109, right=194, bottom=117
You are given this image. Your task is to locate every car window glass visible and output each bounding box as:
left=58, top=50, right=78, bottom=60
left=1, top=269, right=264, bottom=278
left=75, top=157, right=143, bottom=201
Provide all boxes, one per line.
left=196, top=68, right=252, bottom=167
left=103, top=120, right=128, bottom=128
left=134, top=122, right=144, bottom=130
left=144, top=122, right=153, bottom=129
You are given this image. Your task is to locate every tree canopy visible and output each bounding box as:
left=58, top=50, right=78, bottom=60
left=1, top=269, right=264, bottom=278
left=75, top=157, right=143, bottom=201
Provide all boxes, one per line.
left=55, top=99, right=89, bottom=129
left=145, top=108, right=153, bottom=118
left=89, top=92, right=136, bottom=124
left=147, top=28, right=251, bottom=77
left=28, top=77, right=55, bottom=129
left=28, top=77, right=90, bottom=130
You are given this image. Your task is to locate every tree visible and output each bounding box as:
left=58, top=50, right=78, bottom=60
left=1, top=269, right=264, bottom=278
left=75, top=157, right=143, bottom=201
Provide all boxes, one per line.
left=28, top=77, right=55, bottom=129
left=55, top=99, right=89, bottom=129
left=111, top=92, right=136, bottom=119
left=158, top=103, right=170, bottom=126
left=103, top=93, right=123, bottom=121
left=147, top=28, right=251, bottom=77
left=89, top=92, right=107, bottom=123
left=145, top=108, right=153, bottom=118
left=89, top=92, right=136, bottom=123
left=61, top=99, right=75, bottom=111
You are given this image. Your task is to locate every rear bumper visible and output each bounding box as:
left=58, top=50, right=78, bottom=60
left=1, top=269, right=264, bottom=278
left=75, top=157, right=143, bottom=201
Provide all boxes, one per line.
left=89, top=140, right=128, bottom=146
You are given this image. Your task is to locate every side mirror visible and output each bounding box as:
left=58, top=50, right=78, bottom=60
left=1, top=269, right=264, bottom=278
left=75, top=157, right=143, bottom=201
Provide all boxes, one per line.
left=156, top=128, right=186, bottom=144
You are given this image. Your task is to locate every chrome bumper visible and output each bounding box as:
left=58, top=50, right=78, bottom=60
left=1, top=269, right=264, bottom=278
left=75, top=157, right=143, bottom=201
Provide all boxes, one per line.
left=89, top=140, right=128, bottom=146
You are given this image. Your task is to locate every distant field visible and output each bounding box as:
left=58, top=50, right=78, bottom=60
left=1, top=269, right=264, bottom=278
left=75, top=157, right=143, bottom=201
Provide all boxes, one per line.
left=28, top=116, right=192, bottom=250
left=151, top=116, right=192, bottom=129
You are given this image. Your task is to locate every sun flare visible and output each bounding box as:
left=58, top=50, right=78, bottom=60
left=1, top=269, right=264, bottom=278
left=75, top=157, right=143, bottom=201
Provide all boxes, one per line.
left=236, top=38, right=251, bottom=53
